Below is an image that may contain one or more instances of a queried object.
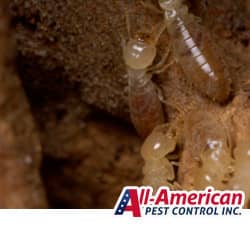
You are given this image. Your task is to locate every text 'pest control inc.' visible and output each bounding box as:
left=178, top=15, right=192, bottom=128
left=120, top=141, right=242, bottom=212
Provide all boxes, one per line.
left=114, top=186, right=244, bottom=217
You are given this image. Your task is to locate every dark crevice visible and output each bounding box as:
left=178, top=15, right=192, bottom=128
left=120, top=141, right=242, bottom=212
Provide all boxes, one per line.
left=11, top=13, right=40, bottom=31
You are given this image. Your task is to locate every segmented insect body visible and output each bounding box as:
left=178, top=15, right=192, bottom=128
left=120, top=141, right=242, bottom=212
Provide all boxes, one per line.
left=127, top=69, right=165, bottom=138
left=185, top=111, right=233, bottom=190
left=158, top=0, right=231, bottom=103
left=141, top=124, right=176, bottom=191
left=123, top=15, right=168, bottom=138
left=228, top=141, right=250, bottom=204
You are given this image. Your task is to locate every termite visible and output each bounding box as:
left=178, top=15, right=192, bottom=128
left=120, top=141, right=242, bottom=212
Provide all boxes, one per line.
left=122, top=10, right=171, bottom=138
left=157, top=0, right=231, bottom=103
left=184, top=110, right=233, bottom=190
left=227, top=93, right=250, bottom=207
left=141, top=124, right=178, bottom=191
left=140, top=94, right=199, bottom=191
left=228, top=141, right=250, bottom=206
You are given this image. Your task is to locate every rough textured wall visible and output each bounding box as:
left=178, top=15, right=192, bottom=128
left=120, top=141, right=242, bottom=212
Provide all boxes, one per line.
left=3, top=0, right=250, bottom=207
left=0, top=0, right=47, bottom=208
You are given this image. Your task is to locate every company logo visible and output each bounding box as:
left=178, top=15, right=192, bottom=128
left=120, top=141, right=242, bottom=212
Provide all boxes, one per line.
left=114, top=186, right=245, bottom=217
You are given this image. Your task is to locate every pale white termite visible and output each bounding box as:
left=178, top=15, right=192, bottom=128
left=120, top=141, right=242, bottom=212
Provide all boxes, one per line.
left=184, top=111, right=233, bottom=190
left=122, top=11, right=170, bottom=138
left=141, top=124, right=178, bottom=191
left=158, top=0, right=231, bottom=103
left=227, top=94, right=250, bottom=206
left=227, top=141, right=250, bottom=206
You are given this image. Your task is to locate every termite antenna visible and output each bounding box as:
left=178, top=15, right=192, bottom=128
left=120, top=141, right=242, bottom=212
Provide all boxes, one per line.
left=141, top=0, right=162, bottom=14
left=125, top=10, right=132, bottom=39
left=151, top=21, right=168, bottom=45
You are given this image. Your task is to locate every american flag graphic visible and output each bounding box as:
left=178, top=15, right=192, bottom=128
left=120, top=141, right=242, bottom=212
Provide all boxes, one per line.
left=114, top=188, right=142, bottom=217
left=114, top=189, right=130, bottom=215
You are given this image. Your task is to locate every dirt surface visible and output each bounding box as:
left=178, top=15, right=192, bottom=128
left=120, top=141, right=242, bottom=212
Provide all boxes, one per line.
left=42, top=114, right=143, bottom=208
left=1, top=0, right=250, bottom=208
left=0, top=0, right=47, bottom=208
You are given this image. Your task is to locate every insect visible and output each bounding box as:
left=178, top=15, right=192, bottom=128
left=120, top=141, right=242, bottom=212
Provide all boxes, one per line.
left=122, top=10, right=171, bottom=138
left=227, top=141, right=250, bottom=206
left=141, top=124, right=178, bottom=191
left=226, top=93, right=250, bottom=207
left=157, top=0, right=231, bottom=103
left=184, top=110, right=233, bottom=190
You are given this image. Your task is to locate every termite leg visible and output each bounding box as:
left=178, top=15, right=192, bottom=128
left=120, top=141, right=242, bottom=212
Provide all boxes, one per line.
left=148, top=51, right=175, bottom=76
left=141, top=0, right=162, bottom=14
left=155, top=85, right=167, bottom=104
left=153, top=60, right=175, bottom=75
left=146, top=21, right=170, bottom=74
left=151, top=21, right=168, bottom=45
left=173, top=182, right=182, bottom=190
left=148, top=46, right=170, bottom=72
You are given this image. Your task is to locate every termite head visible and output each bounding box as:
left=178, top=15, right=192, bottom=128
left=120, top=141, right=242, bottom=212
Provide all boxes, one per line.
left=158, top=0, right=182, bottom=20
left=159, top=0, right=174, bottom=9
left=141, top=124, right=177, bottom=161
left=158, top=0, right=182, bottom=9
left=123, top=36, right=156, bottom=70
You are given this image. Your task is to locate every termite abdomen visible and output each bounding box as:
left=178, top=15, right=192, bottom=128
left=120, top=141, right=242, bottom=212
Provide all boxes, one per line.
left=173, top=19, right=230, bottom=102
left=160, top=1, right=231, bottom=103
left=129, top=72, right=165, bottom=138
left=122, top=10, right=169, bottom=138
